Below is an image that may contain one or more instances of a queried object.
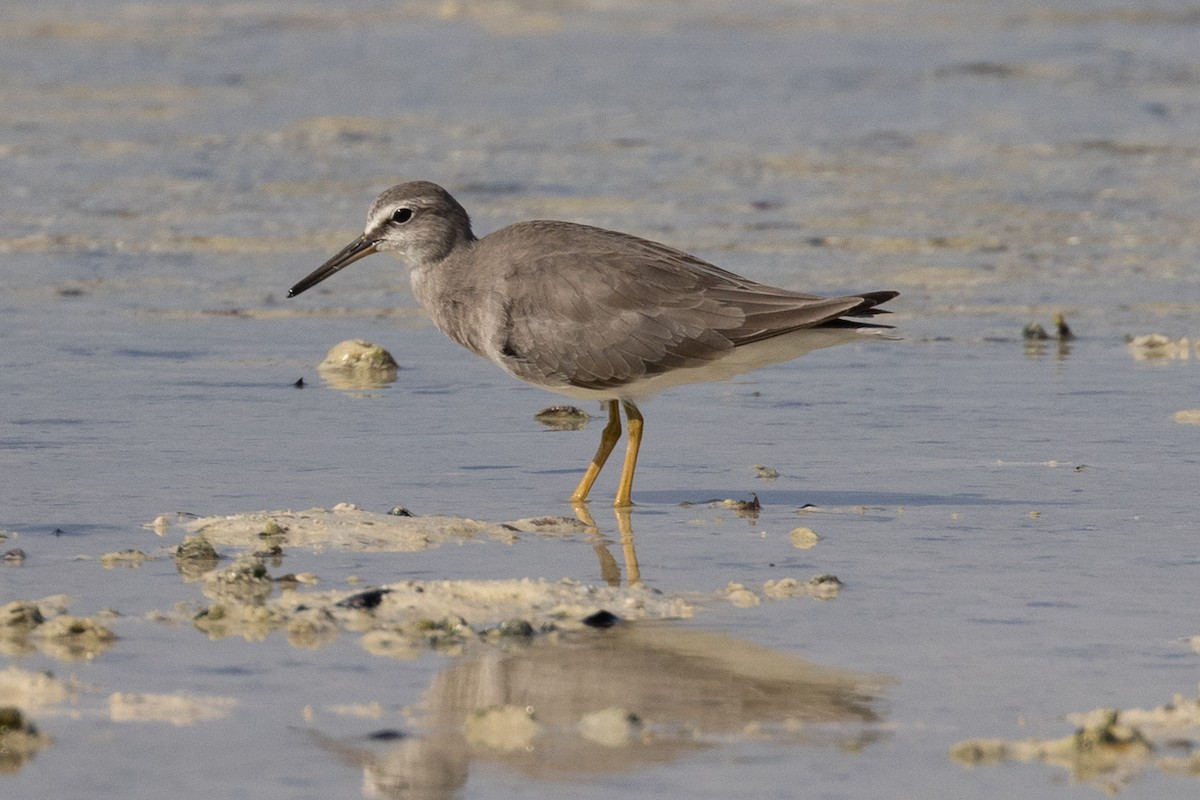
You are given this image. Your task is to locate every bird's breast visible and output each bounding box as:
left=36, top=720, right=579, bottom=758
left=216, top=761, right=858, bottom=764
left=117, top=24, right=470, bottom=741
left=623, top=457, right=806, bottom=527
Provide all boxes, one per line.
left=410, top=262, right=507, bottom=362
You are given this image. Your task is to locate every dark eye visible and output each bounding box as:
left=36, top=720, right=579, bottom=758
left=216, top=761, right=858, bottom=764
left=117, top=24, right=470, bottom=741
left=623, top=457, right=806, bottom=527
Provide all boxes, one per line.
left=391, top=207, right=413, bottom=224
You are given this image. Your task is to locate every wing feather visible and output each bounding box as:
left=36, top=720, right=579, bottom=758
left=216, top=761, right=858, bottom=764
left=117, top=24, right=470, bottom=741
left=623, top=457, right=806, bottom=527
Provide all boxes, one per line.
left=474, top=221, right=894, bottom=390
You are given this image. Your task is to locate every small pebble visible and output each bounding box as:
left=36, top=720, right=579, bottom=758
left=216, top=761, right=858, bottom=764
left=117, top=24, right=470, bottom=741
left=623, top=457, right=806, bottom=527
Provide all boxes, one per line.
left=175, top=535, right=220, bottom=562
left=1053, top=313, right=1075, bottom=341
left=366, top=729, right=406, bottom=741
left=582, top=610, right=620, bottom=629
left=1022, top=322, right=1049, bottom=341
left=495, top=618, right=534, bottom=637
left=336, top=588, right=391, bottom=610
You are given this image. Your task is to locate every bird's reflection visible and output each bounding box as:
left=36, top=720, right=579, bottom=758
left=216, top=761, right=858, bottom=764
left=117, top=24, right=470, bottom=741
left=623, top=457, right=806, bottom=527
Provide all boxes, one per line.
left=572, top=502, right=641, bottom=587
left=312, top=625, right=891, bottom=799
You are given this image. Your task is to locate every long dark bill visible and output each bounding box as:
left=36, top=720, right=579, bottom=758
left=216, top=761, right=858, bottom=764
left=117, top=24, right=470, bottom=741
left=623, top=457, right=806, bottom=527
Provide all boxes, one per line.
left=287, top=236, right=378, bottom=298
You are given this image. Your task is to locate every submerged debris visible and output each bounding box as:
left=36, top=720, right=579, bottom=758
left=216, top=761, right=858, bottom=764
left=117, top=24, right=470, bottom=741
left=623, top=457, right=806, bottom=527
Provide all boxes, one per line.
left=0, top=602, right=45, bottom=633
left=192, top=603, right=280, bottom=641
left=951, top=708, right=1152, bottom=790
left=31, top=615, right=117, bottom=661
left=336, top=588, right=392, bottom=610
left=319, top=338, right=398, bottom=371
left=789, top=527, right=821, bottom=549
left=951, top=689, right=1200, bottom=791
left=764, top=575, right=843, bottom=601
left=253, top=520, right=288, bottom=559
left=100, top=550, right=150, bottom=568
left=0, top=666, right=75, bottom=710
left=317, top=339, right=399, bottom=389
left=722, top=575, right=844, bottom=607
left=174, top=535, right=221, bottom=581
left=534, top=405, right=590, bottom=430
left=1022, top=322, right=1049, bottom=341
left=1127, top=333, right=1194, bottom=361
left=728, top=493, right=761, bottom=517
left=0, top=706, right=53, bottom=771
left=491, top=618, right=536, bottom=638
left=109, top=692, right=238, bottom=726
left=1174, top=409, right=1200, bottom=425
left=157, top=507, right=845, bottom=668
left=144, top=513, right=198, bottom=535
left=203, top=554, right=273, bottom=605
left=720, top=582, right=761, bottom=608
left=2, top=596, right=114, bottom=660
left=176, top=576, right=693, bottom=650
left=181, top=505, right=586, bottom=553
left=682, top=494, right=761, bottom=515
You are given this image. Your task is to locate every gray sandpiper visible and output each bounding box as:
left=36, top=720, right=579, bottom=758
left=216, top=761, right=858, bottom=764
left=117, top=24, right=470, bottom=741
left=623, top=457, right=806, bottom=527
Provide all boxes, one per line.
left=289, top=181, right=897, bottom=507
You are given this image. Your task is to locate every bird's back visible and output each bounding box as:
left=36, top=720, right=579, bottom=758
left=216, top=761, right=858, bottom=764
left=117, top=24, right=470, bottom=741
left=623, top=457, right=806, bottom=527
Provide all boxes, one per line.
left=411, top=220, right=894, bottom=397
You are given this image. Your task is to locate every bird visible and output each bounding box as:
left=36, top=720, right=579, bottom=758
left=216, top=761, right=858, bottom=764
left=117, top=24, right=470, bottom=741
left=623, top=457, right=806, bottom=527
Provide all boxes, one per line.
left=288, top=181, right=896, bottom=507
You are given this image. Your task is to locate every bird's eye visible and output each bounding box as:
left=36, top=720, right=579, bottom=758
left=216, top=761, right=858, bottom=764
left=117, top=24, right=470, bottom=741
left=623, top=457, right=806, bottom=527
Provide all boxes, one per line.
left=391, top=208, right=414, bottom=224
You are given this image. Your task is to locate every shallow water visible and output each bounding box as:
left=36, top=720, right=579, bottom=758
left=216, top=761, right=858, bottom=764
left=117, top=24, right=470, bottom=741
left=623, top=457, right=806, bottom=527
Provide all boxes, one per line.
left=3, top=1, right=1200, bottom=797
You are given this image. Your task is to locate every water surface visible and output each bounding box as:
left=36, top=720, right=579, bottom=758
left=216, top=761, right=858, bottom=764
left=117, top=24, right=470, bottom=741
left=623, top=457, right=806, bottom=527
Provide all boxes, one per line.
left=3, top=1, right=1200, bottom=797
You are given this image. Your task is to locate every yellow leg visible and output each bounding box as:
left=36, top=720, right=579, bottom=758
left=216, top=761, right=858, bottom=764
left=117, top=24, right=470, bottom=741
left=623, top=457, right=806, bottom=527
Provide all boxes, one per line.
left=613, top=400, right=643, bottom=508
left=570, top=400, right=622, bottom=504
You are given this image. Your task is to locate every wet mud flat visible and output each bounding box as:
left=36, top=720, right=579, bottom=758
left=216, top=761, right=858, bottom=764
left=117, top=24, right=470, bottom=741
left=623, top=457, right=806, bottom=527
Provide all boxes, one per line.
left=1, top=505, right=886, bottom=794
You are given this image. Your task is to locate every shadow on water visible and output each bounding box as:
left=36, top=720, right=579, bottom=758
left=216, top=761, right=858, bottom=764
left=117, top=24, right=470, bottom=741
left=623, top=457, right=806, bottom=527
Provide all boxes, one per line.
left=309, top=625, right=892, bottom=799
